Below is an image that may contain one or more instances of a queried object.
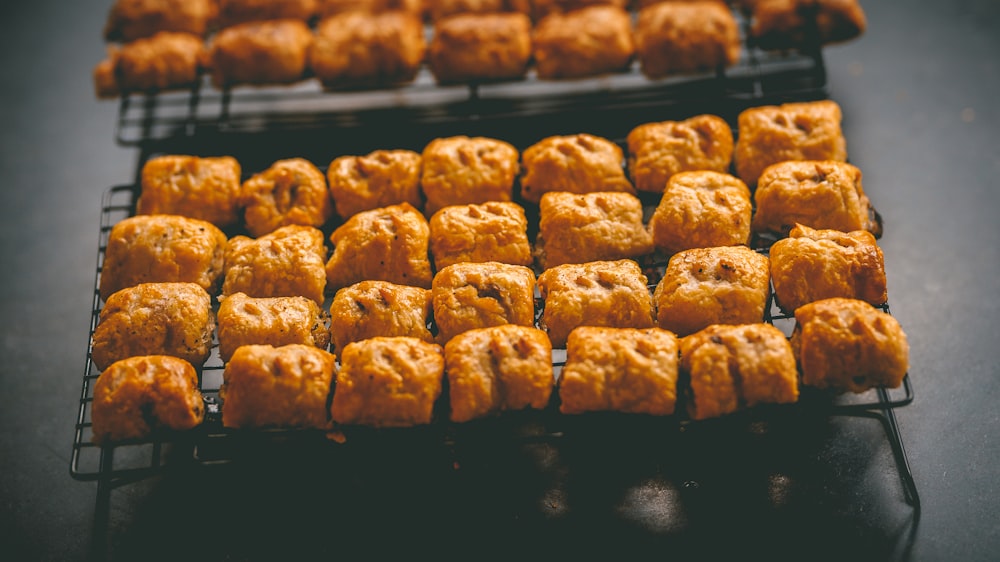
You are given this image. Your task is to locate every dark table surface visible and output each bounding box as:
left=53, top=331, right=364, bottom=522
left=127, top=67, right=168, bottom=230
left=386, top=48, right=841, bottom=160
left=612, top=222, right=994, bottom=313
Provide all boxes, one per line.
left=1, top=1, right=998, bottom=561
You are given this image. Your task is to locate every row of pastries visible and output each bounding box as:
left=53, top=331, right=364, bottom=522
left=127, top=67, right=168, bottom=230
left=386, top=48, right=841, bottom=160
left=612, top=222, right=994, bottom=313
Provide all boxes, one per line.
left=88, top=98, right=908, bottom=444
left=103, top=0, right=867, bottom=46
left=92, top=298, right=907, bottom=444
left=95, top=0, right=866, bottom=96
left=130, top=100, right=858, bottom=239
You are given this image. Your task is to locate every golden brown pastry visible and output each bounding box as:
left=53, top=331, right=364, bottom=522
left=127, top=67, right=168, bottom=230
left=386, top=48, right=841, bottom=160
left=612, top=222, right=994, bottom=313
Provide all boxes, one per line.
left=220, top=344, right=337, bottom=429
left=634, top=1, right=741, bottom=79
left=317, top=0, right=425, bottom=17
left=520, top=133, right=635, bottom=204
left=558, top=326, right=679, bottom=416
left=680, top=323, right=799, bottom=421
left=530, top=0, right=628, bottom=20
left=216, top=0, right=318, bottom=27
left=93, top=58, right=120, bottom=100
left=330, top=336, right=445, bottom=427
left=94, top=31, right=206, bottom=98
left=91, top=282, right=215, bottom=372
left=222, top=225, right=328, bottom=304
left=425, top=0, right=510, bottom=21
left=426, top=13, right=533, bottom=84
left=626, top=114, right=735, bottom=193
left=217, top=292, right=331, bottom=363
left=769, top=224, right=886, bottom=313
left=91, top=355, right=205, bottom=445
left=325, top=203, right=433, bottom=291
left=536, top=191, right=654, bottom=269
left=420, top=135, right=520, bottom=215
left=429, top=201, right=533, bottom=271
left=532, top=5, right=634, bottom=80
left=633, top=0, right=727, bottom=8
left=328, top=280, right=434, bottom=356
left=654, top=246, right=770, bottom=337
left=207, top=19, right=314, bottom=88
left=310, top=11, right=426, bottom=90
left=733, top=99, right=848, bottom=186
left=99, top=214, right=227, bottom=302
left=445, top=324, right=554, bottom=422
left=648, top=171, right=752, bottom=256
left=537, top=259, right=655, bottom=348
left=431, top=261, right=537, bottom=344
left=137, top=155, right=243, bottom=229
left=752, top=160, right=877, bottom=237
left=104, top=0, right=217, bottom=42
left=749, top=0, right=867, bottom=50
left=327, top=149, right=423, bottom=219
left=792, top=298, right=909, bottom=393
left=240, top=158, right=334, bottom=237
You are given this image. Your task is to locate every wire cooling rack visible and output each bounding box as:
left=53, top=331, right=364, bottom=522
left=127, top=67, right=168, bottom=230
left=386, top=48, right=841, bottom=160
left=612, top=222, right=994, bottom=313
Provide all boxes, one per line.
left=108, top=6, right=829, bottom=146
left=69, top=181, right=918, bottom=514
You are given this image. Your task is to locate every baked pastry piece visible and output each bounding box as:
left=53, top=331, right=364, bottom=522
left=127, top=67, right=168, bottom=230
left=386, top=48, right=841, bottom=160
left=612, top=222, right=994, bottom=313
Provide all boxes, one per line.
left=769, top=224, right=886, bottom=313
left=327, top=149, right=423, bottom=219
left=654, top=246, right=770, bottom=337
left=530, top=0, right=628, bottom=20
left=310, top=11, right=426, bottom=90
left=445, top=325, right=554, bottom=422
left=425, top=0, right=511, bottom=21
left=532, top=5, right=634, bottom=80
left=222, top=225, right=328, bottom=304
left=648, top=171, right=752, bottom=255
left=680, top=323, right=799, bottom=421
left=749, top=0, right=867, bottom=51
left=99, top=214, right=227, bottom=302
left=317, top=0, right=425, bottom=17
left=325, top=203, right=433, bottom=291
left=94, top=32, right=206, bottom=98
left=91, top=355, right=205, bottom=445
left=626, top=115, right=735, bottom=193
left=537, top=259, right=655, bottom=348
left=217, top=292, right=331, bottom=363
left=520, top=133, right=635, bottom=204
left=633, top=0, right=727, bottom=7
left=427, top=13, right=533, bottom=84
left=240, top=158, right=334, bottom=237
left=207, top=19, right=313, bottom=88
left=216, top=0, right=318, bottom=28
left=103, top=0, right=217, bottom=42
left=220, top=344, right=337, bottom=429
left=328, top=280, right=434, bottom=356
left=536, top=191, right=654, bottom=269
left=429, top=201, right=533, bottom=270
left=431, top=262, right=537, bottom=343
left=752, top=160, right=878, bottom=237
left=792, top=297, right=909, bottom=393
left=733, top=99, right=847, bottom=186
left=91, top=282, right=215, bottom=372
left=137, top=155, right=243, bottom=228
left=558, top=326, right=679, bottom=416
left=420, top=135, right=520, bottom=214
left=634, top=1, right=741, bottom=79
left=330, top=336, right=445, bottom=428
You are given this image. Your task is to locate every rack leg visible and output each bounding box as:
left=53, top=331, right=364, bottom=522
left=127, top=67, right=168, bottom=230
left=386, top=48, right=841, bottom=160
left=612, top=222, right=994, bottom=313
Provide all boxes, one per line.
left=877, top=387, right=921, bottom=509
left=90, top=447, right=114, bottom=561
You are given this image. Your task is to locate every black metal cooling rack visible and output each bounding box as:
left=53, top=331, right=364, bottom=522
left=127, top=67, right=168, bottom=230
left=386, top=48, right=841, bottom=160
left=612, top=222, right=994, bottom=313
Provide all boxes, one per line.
left=108, top=7, right=829, bottom=147
left=70, top=182, right=919, bottom=515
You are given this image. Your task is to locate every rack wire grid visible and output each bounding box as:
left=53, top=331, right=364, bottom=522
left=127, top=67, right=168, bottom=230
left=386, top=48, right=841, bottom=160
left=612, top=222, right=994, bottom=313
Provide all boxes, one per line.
left=70, top=179, right=919, bottom=511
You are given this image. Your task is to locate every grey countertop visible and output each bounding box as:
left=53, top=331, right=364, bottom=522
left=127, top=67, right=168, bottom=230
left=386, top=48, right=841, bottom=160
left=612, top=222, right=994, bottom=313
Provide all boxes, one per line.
left=1, top=1, right=998, bottom=560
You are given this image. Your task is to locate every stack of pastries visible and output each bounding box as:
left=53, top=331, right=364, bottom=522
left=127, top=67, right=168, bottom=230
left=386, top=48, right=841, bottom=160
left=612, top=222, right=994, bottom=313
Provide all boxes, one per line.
left=89, top=98, right=909, bottom=446
left=93, top=0, right=867, bottom=97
